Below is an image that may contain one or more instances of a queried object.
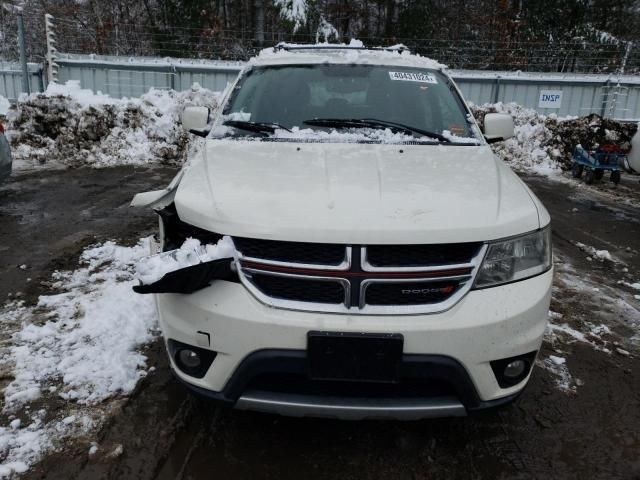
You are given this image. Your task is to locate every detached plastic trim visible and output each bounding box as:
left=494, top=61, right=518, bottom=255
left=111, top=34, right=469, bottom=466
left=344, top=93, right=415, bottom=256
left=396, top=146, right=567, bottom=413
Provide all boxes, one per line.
left=132, top=258, right=236, bottom=294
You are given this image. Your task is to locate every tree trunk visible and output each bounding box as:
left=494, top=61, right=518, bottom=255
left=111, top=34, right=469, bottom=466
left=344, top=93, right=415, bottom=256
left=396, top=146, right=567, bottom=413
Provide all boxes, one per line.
left=254, top=0, right=265, bottom=45
left=385, top=0, right=395, bottom=37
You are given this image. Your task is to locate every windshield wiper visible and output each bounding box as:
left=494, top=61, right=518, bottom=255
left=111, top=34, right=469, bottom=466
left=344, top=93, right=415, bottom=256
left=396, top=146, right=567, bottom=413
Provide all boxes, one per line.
left=303, top=118, right=451, bottom=143
left=223, top=120, right=291, bottom=136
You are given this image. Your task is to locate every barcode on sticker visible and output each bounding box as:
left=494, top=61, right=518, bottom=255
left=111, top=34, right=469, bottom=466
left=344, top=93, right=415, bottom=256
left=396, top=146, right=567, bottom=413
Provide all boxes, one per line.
left=389, top=71, right=438, bottom=84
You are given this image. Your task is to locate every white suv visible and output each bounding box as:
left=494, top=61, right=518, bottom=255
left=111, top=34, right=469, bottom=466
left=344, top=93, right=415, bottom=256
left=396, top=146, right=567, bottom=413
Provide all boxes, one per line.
left=134, top=44, right=552, bottom=420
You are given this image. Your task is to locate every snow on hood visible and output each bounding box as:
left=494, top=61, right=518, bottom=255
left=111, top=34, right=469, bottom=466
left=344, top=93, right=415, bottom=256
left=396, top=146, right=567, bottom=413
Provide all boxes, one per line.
left=174, top=140, right=541, bottom=244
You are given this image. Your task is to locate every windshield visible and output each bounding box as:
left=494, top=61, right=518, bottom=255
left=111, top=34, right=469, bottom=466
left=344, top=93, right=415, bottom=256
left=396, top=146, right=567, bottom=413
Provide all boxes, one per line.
left=221, top=64, right=479, bottom=144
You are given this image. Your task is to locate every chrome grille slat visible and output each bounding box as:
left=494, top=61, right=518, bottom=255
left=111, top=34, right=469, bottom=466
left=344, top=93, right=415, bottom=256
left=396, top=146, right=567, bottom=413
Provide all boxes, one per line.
left=233, top=238, right=487, bottom=315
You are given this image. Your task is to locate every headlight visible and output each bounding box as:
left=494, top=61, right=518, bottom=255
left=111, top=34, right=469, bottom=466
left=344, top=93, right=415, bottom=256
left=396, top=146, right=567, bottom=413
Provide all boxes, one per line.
left=474, top=227, right=552, bottom=289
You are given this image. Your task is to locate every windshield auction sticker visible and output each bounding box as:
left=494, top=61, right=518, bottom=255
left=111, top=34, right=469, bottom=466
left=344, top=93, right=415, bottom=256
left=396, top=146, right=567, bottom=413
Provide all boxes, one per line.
left=388, top=71, right=438, bottom=84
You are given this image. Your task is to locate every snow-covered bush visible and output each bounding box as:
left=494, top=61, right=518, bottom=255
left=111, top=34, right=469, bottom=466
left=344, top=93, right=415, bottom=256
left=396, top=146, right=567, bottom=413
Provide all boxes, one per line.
left=8, top=81, right=220, bottom=169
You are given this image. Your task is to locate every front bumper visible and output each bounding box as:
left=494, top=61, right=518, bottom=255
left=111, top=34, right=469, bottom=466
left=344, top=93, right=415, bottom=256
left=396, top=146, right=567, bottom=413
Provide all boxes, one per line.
left=156, top=269, right=552, bottom=418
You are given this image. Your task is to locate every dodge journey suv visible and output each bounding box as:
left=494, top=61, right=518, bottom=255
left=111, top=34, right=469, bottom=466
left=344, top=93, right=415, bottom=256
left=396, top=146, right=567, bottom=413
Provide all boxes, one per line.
left=133, top=44, right=552, bottom=420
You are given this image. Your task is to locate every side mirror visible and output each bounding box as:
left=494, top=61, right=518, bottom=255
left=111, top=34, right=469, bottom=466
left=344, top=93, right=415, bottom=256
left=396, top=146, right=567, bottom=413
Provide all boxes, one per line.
left=182, top=106, right=210, bottom=136
left=483, top=113, right=514, bottom=143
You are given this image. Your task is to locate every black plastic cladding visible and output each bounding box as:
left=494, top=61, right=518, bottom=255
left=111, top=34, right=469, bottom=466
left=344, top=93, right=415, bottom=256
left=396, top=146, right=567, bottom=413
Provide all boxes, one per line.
left=157, top=203, right=223, bottom=251
left=170, top=348, right=528, bottom=412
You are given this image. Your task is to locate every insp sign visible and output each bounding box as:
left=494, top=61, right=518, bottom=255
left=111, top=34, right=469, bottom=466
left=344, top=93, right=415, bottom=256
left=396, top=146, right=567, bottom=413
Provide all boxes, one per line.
left=538, top=90, right=563, bottom=108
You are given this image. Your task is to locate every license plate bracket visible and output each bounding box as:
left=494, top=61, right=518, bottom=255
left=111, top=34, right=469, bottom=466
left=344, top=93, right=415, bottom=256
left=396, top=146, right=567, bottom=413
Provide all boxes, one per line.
left=307, top=331, right=404, bottom=383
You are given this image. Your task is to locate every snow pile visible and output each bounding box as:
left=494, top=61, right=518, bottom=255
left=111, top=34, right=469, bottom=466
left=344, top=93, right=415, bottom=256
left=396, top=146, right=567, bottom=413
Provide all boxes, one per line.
left=0, top=239, right=158, bottom=474
left=0, top=411, right=50, bottom=477
left=3, top=239, right=157, bottom=409
left=470, top=102, right=638, bottom=175
left=7, top=81, right=220, bottom=169
left=136, top=236, right=236, bottom=285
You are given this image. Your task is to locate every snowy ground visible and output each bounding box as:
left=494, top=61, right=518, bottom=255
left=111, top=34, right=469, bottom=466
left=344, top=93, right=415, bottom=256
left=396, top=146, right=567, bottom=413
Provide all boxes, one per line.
left=541, top=250, right=640, bottom=394
left=0, top=240, right=159, bottom=476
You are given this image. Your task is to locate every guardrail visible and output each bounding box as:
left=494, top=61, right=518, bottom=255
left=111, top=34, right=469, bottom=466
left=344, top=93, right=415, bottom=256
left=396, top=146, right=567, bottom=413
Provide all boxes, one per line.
left=2, top=53, right=639, bottom=120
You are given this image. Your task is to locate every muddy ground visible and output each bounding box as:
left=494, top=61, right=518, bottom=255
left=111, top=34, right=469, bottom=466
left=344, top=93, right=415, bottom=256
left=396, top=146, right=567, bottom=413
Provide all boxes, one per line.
left=0, top=167, right=639, bottom=480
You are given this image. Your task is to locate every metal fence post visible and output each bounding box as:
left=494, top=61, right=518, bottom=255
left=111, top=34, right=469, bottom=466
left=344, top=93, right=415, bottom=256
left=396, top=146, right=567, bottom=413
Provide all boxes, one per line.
left=600, top=79, right=610, bottom=118
left=16, top=9, right=30, bottom=95
left=492, top=76, right=501, bottom=103
left=45, top=14, right=59, bottom=84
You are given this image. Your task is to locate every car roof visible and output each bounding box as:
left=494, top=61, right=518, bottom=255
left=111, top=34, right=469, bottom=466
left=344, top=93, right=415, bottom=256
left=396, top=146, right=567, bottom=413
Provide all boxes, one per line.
left=248, top=42, right=447, bottom=71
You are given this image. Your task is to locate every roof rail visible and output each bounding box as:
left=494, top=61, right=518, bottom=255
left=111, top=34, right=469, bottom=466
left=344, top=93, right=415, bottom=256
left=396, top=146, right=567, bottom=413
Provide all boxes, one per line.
left=273, top=43, right=411, bottom=54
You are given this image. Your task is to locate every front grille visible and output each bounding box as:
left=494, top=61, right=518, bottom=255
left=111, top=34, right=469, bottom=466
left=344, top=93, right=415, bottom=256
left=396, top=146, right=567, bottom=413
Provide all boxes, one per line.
left=365, top=281, right=460, bottom=306
left=248, top=272, right=344, bottom=304
left=366, top=243, right=482, bottom=267
left=233, top=237, right=345, bottom=265
left=235, top=238, right=483, bottom=314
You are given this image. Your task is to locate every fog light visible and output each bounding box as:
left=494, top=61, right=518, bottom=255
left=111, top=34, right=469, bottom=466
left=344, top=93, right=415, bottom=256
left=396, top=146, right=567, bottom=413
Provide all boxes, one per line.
left=178, top=349, right=201, bottom=369
left=490, top=351, right=537, bottom=388
left=167, top=339, right=217, bottom=379
left=504, top=360, right=526, bottom=378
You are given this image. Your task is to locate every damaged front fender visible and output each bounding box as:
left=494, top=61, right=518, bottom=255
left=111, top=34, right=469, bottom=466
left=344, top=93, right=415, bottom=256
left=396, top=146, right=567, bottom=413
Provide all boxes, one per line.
left=130, top=169, right=185, bottom=209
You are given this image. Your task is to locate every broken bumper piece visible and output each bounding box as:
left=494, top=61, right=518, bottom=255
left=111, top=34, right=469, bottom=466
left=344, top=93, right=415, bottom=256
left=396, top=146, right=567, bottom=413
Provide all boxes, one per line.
left=133, top=257, right=236, bottom=294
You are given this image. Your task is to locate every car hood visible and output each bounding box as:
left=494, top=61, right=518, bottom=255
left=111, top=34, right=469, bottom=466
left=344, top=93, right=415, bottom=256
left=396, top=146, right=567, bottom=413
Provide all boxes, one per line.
left=174, top=140, right=542, bottom=244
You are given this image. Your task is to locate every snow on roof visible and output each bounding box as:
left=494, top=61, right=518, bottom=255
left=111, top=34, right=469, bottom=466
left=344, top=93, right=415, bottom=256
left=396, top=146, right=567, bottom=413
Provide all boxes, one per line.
left=250, top=40, right=447, bottom=70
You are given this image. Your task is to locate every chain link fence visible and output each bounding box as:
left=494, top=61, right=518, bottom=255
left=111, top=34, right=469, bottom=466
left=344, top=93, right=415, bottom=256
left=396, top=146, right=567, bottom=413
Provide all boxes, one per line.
left=48, top=20, right=640, bottom=73
left=0, top=6, right=638, bottom=74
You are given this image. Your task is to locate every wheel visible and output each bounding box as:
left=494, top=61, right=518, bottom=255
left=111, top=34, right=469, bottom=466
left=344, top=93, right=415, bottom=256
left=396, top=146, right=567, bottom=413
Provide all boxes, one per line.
left=594, top=169, right=604, bottom=180
left=611, top=170, right=621, bottom=185
left=571, top=163, right=583, bottom=178
left=584, top=169, right=595, bottom=184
